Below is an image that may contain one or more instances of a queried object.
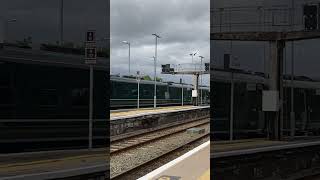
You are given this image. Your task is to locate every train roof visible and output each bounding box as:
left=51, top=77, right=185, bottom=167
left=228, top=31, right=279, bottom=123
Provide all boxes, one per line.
left=110, top=75, right=210, bottom=90
left=0, top=46, right=109, bottom=71
left=212, top=69, right=320, bottom=89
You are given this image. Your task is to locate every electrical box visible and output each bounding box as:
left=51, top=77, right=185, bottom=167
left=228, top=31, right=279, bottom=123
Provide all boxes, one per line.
left=262, top=90, right=279, bottom=112
left=192, top=90, right=198, bottom=97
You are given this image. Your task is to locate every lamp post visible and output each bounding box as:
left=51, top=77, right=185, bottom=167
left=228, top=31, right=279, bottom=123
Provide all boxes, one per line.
left=152, top=33, right=161, bottom=108
left=3, top=19, right=17, bottom=43
left=199, top=56, right=204, bottom=105
left=190, top=52, right=197, bottom=71
left=151, top=56, right=157, bottom=108
left=179, top=64, right=184, bottom=106
left=136, top=71, right=140, bottom=109
left=59, top=0, right=64, bottom=45
left=122, top=41, right=131, bottom=75
left=290, top=0, right=295, bottom=138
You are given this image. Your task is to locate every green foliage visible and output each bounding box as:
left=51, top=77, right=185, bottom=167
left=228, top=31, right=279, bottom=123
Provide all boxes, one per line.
left=143, top=75, right=152, bottom=81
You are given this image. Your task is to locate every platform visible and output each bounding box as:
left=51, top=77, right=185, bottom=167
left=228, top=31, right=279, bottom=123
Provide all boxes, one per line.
left=211, top=138, right=320, bottom=179
left=110, top=105, right=209, bottom=120
left=212, top=138, right=320, bottom=158
left=0, top=148, right=107, bottom=180
left=138, top=141, right=210, bottom=180
left=110, top=106, right=210, bottom=137
left=212, top=138, right=285, bottom=153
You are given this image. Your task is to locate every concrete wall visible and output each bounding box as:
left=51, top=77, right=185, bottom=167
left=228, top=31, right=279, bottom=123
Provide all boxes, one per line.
left=110, top=108, right=210, bottom=136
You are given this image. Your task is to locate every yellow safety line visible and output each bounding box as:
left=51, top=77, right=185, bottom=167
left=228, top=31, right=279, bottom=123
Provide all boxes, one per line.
left=0, top=153, right=106, bottom=170
left=197, top=169, right=210, bottom=180
left=111, top=106, right=194, bottom=117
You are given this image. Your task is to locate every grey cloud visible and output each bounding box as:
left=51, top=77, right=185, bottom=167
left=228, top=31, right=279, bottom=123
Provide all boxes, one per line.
left=1, top=0, right=108, bottom=45
left=111, top=0, right=210, bottom=84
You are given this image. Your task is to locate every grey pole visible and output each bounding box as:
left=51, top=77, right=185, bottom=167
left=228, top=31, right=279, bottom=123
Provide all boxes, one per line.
left=89, top=65, right=93, bottom=149
left=290, top=0, right=295, bottom=138
left=199, top=56, right=204, bottom=105
left=4, top=21, right=8, bottom=43
left=230, top=71, right=234, bottom=141
left=129, top=43, right=131, bottom=75
left=153, top=55, right=156, bottom=108
left=3, top=19, right=17, bottom=43
left=181, top=78, right=184, bottom=106
left=190, top=53, right=197, bottom=71
left=122, top=41, right=131, bottom=75
left=138, top=80, right=140, bottom=109
left=152, top=33, right=161, bottom=108
left=179, top=64, right=184, bottom=106
left=60, top=0, right=64, bottom=45
left=137, top=71, right=140, bottom=109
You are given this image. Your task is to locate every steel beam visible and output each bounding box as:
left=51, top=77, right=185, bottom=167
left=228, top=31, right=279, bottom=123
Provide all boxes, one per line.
left=211, top=31, right=320, bottom=41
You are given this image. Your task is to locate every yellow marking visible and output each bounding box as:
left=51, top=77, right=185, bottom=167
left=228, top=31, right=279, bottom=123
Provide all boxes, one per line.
left=157, top=177, right=171, bottom=180
left=110, top=106, right=195, bottom=118
left=155, top=176, right=181, bottom=180
left=0, top=153, right=106, bottom=170
left=197, top=169, right=210, bottom=180
left=212, top=139, right=285, bottom=152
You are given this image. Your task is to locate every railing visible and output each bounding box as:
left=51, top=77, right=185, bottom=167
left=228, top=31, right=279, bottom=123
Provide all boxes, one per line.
left=211, top=6, right=305, bottom=33
left=0, top=119, right=107, bottom=153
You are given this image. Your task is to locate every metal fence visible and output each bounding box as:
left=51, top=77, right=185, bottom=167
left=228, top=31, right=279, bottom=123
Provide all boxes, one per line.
left=211, top=6, right=304, bottom=33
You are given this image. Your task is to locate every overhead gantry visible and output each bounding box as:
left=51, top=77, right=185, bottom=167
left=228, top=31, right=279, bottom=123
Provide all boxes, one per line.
left=212, top=30, right=320, bottom=140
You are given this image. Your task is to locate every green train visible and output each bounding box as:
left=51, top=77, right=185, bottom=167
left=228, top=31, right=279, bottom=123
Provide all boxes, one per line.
left=211, top=69, right=320, bottom=139
left=110, top=75, right=210, bottom=109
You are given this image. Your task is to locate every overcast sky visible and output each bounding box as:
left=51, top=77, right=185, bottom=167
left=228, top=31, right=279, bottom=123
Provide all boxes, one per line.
left=111, top=0, right=210, bottom=85
left=0, top=0, right=108, bottom=48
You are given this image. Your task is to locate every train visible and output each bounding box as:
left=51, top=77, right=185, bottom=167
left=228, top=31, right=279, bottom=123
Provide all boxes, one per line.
left=211, top=68, right=320, bottom=139
left=110, top=75, right=210, bottom=109
left=0, top=46, right=108, bottom=153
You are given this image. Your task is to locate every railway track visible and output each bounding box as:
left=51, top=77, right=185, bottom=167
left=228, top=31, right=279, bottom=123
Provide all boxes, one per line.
left=110, top=119, right=210, bottom=179
left=110, top=118, right=209, bottom=154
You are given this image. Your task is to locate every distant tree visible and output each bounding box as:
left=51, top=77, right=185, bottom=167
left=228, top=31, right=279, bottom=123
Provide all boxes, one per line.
left=62, top=42, right=74, bottom=48
left=143, top=75, right=152, bottom=81
left=156, top=77, right=162, bottom=82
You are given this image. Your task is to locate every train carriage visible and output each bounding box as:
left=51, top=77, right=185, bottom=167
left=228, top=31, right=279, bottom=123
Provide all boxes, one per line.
left=110, top=76, right=210, bottom=109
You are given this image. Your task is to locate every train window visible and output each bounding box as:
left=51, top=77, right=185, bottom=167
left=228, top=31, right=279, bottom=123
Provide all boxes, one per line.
left=0, top=66, right=10, bottom=87
left=71, top=88, right=89, bottom=106
left=0, top=87, right=13, bottom=105
left=39, top=89, right=58, bottom=106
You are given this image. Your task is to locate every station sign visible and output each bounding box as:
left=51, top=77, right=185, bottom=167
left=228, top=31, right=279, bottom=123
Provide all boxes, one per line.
left=86, top=30, right=96, bottom=43
left=205, top=63, right=210, bottom=71
left=161, top=64, right=174, bottom=73
left=85, top=30, right=97, bottom=64
left=136, top=71, right=141, bottom=82
left=85, top=47, right=97, bottom=64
